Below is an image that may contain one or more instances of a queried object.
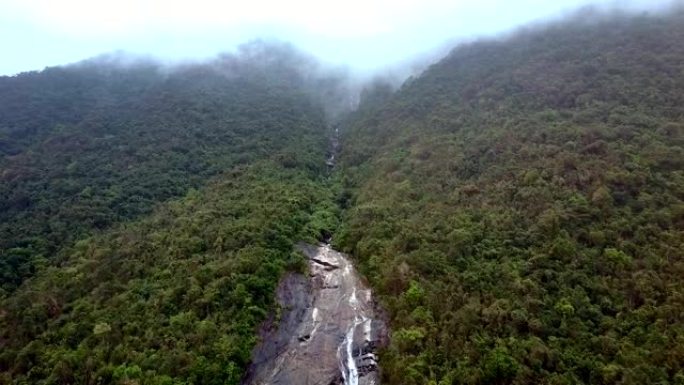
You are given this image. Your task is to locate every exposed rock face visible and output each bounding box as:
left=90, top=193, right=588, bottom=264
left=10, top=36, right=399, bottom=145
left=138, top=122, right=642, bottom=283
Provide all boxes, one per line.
left=242, top=243, right=387, bottom=385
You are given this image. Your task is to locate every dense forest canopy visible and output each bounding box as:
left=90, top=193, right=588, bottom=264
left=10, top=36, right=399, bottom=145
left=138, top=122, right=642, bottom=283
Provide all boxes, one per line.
left=0, top=41, right=352, bottom=294
left=0, top=41, right=345, bottom=383
left=1, top=7, right=684, bottom=385
left=336, top=9, right=684, bottom=385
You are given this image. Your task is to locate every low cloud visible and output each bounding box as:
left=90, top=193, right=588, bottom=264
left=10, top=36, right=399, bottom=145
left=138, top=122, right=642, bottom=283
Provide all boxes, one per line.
left=0, top=0, right=678, bottom=76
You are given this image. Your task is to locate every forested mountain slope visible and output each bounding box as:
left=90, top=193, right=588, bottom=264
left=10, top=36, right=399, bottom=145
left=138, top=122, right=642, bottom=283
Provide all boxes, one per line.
left=336, top=10, right=684, bottom=385
left=2, top=8, right=684, bottom=385
left=0, top=43, right=334, bottom=293
left=0, top=44, right=342, bottom=383
left=1, top=160, right=333, bottom=384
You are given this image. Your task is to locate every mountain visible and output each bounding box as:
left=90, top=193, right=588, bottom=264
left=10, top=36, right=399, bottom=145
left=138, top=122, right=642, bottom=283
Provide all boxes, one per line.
left=1, top=8, right=684, bottom=385
left=335, top=9, right=684, bottom=385
left=0, top=42, right=342, bottom=294
left=0, top=43, right=342, bottom=383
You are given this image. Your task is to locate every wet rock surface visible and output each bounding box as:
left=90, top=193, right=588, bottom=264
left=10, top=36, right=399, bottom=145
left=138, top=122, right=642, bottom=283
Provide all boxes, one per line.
left=242, top=243, right=387, bottom=385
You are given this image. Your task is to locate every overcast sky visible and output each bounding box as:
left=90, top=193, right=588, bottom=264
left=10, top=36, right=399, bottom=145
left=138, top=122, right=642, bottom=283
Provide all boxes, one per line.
left=0, top=0, right=674, bottom=76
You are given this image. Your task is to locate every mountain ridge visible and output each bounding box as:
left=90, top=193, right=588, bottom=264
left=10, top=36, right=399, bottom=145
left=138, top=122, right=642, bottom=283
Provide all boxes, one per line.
left=1, top=9, right=684, bottom=385
left=335, top=10, right=684, bottom=385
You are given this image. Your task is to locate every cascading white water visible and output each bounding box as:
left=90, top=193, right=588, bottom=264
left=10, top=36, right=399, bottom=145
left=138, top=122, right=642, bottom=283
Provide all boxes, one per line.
left=244, top=243, right=384, bottom=385
left=339, top=280, right=372, bottom=385
left=342, top=314, right=372, bottom=385
left=242, top=123, right=384, bottom=385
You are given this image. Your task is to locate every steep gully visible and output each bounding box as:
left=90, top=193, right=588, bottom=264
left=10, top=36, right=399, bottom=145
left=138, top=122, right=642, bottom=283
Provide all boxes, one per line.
left=242, top=128, right=388, bottom=385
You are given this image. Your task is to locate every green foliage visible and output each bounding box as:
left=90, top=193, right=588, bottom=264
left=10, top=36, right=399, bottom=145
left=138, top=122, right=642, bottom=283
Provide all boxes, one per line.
left=3, top=9, right=684, bottom=385
left=337, top=11, right=684, bottom=385
left=0, top=159, right=333, bottom=383
left=0, top=44, right=330, bottom=292
left=0, top=43, right=340, bottom=383
left=482, top=345, right=520, bottom=384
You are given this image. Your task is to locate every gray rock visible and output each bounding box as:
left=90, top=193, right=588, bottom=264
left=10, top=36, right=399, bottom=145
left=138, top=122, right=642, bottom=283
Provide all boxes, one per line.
left=242, top=243, right=387, bottom=385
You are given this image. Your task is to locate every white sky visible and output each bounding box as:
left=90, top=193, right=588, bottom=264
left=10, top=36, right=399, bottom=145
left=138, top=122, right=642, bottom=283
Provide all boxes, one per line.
left=0, top=0, right=674, bottom=75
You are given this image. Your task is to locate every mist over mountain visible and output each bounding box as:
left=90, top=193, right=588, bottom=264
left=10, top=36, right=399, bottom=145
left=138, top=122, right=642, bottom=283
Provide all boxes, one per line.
left=0, top=40, right=356, bottom=293
left=1, top=3, right=684, bottom=385
left=337, top=8, right=684, bottom=384
left=2, top=0, right=676, bottom=77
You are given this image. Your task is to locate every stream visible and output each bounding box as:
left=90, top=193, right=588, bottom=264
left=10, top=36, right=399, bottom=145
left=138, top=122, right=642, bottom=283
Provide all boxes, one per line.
left=242, top=125, right=386, bottom=384
left=242, top=243, right=387, bottom=385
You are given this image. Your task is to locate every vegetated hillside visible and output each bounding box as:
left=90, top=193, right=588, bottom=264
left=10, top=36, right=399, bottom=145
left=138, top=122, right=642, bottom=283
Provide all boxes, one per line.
left=0, top=42, right=340, bottom=294
left=1, top=160, right=337, bottom=384
left=0, top=44, right=343, bottom=383
left=337, top=10, right=684, bottom=385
